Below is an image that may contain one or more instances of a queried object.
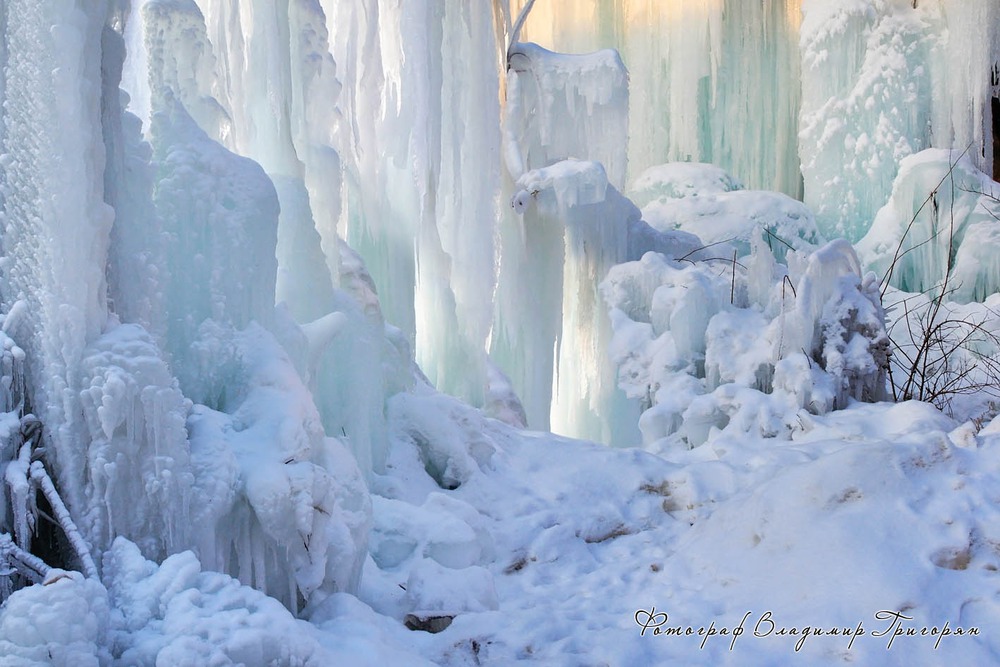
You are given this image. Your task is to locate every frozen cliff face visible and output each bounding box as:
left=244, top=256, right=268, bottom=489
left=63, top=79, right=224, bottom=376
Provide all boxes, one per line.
left=0, top=0, right=380, bottom=615
left=0, top=0, right=115, bottom=515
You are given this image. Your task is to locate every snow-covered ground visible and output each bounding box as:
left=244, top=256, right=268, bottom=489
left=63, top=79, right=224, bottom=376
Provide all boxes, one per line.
left=0, top=1, right=999, bottom=666
left=5, top=394, right=998, bottom=665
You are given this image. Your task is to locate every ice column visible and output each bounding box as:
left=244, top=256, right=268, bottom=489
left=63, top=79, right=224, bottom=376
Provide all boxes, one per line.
left=500, top=43, right=639, bottom=443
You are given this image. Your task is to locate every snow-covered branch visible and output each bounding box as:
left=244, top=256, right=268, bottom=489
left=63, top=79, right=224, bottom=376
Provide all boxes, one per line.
left=29, top=461, right=98, bottom=579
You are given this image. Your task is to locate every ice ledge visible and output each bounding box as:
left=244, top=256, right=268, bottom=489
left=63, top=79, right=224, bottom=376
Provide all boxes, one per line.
left=511, top=159, right=609, bottom=214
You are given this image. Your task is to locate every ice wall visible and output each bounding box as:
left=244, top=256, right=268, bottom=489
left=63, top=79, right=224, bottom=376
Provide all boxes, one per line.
left=513, top=0, right=998, bottom=236
left=0, top=0, right=115, bottom=514
left=511, top=0, right=805, bottom=196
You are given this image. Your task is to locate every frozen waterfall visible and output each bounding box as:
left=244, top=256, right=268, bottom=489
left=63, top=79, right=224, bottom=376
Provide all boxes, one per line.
left=0, top=0, right=996, bottom=626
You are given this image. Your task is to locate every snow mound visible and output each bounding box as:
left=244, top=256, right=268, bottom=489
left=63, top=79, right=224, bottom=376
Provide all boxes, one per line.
left=636, top=163, right=822, bottom=263
left=0, top=570, right=110, bottom=666
left=104, top=538, right=332, bottom=666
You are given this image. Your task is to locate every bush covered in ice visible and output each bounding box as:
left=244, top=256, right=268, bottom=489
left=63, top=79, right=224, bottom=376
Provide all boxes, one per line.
left=602, top=228, right=890, bottom=449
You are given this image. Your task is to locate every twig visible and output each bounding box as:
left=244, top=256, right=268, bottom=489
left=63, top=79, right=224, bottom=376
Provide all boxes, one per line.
left=730, top=249, right=737, bottom=304
left=0, top=533, right=50, bottom=583
left=29, top=462, right=97, bottom=579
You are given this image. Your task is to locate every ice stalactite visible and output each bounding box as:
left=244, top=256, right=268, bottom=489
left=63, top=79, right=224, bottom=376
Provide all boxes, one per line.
left=136, top=3, right=373, bottom=605
left=503, top=43, right=628, bottom=188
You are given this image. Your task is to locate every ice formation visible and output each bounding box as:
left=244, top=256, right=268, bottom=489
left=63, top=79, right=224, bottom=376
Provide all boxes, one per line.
left=511, top=0, right=997, bottom=237
left=0, top=0, right=377, bottom=619
left=858, top=148, right=1000, bottom=303
left=800, top=0, right=999, bottom=238
left=510, top=0, right=805, bottom=196
left=0, top=0, right=998, bottom=664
